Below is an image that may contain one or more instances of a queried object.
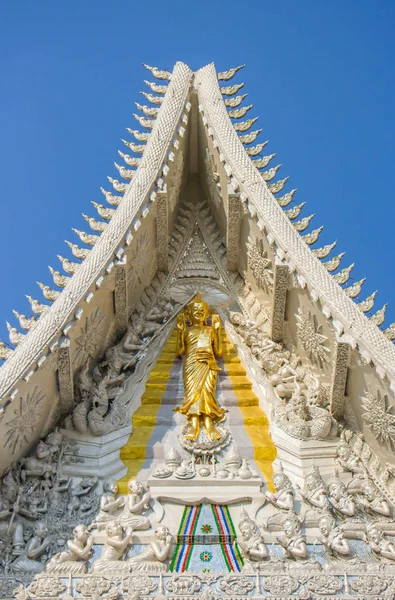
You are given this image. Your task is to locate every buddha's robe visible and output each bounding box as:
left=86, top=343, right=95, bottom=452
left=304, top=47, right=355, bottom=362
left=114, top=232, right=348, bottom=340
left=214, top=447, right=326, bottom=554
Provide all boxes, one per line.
left=176, top=326, right=226, bottom=423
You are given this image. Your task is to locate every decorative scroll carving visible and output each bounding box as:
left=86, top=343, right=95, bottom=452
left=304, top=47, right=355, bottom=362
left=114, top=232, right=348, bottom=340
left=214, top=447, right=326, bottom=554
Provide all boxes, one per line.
left=330, top=341, right=350, bottom=420
left=156, top=190, right=169, bottom=272
left=270, top=263, right=289, bottom=342
left=226, top=191, right=241, bottom=272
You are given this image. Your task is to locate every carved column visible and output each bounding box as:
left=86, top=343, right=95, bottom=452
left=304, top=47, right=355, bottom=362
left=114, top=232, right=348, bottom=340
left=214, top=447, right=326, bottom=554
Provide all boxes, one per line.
left=156, top=189, right=169, bottom=272
left=57, top=336, right=74, bottom=413
left=330, top=341, right=351, bottom=420
left=226, top=190, right=241, bottom=272
left=270, top=263, right=289, bottom=342
left=114, top=257, right=128, bottom=337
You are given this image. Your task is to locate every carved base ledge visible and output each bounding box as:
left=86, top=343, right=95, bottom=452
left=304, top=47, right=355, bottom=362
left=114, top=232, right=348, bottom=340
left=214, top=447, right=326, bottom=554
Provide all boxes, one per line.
left=61, top=426, right=131, bottom=481
left=271, top=423, right=339, bottom=488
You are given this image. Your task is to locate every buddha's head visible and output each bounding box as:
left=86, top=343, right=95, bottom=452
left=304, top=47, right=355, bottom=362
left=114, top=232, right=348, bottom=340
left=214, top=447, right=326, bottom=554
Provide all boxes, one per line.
left=188, top=294, right=210, bottom=326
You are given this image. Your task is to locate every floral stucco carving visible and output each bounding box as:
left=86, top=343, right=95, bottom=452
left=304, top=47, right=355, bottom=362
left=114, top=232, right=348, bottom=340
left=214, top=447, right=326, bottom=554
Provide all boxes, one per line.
left=362, top=388, right=395, bottom=448
left=295, top=306, right=330, bottom=368
left=246, top=236, right=273, bottom=292
left=73, top=307, right=106, bottom=367
left=3, top=386, right=45, bottom=454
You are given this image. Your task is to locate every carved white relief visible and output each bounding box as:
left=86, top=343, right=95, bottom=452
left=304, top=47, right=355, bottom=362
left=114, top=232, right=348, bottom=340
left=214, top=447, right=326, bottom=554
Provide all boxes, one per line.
left=3, top=386, right=45, bottom=454
left=361, top=388, right=395, bottom=448
left=295, top=306, right=330, bottom=367
left=246, top=236, right=273, bottom=291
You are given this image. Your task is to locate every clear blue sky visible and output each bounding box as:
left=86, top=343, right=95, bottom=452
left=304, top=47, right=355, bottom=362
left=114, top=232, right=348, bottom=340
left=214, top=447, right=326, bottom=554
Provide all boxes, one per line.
left=1, top=1, right=394, bottom=347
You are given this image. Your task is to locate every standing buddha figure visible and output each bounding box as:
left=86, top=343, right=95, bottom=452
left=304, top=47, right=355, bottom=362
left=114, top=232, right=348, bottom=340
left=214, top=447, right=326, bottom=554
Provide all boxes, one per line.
left=174, top=294, right=227, bottom=441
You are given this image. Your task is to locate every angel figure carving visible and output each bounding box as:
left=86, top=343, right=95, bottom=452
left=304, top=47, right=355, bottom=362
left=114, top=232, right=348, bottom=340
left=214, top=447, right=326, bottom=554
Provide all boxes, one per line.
left=174, top=294, right=227, bottom=441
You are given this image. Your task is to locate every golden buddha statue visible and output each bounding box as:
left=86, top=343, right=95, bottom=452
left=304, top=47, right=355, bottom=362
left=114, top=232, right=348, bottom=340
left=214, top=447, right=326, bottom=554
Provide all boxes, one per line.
left=174, top=294, right=227, bottom=442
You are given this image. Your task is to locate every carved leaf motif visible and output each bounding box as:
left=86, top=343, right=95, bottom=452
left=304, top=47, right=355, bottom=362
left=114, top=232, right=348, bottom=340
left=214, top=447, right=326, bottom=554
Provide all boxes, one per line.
left=263, top=575, right=299, bottom=596
left=28, top=577, right=66, bottom=597
left=75, top=577, right=111, bottom=597
left=218, top=574, right=254, bottom=595
left=361, top=388, right=395, bottom=448
left=122, top=576, right=157, bottom=595
left=246, top=236, right=273, bottom=292
left=307, top=575, right=343, bottom=594
left=295, top=306, right=330, bottom=367
left=350, top=576, right=388, bottom=594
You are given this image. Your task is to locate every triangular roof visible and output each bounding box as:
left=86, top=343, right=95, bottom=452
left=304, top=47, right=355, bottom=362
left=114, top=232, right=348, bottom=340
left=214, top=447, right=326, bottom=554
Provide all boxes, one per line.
left=0, top=60, right=394, bottom=471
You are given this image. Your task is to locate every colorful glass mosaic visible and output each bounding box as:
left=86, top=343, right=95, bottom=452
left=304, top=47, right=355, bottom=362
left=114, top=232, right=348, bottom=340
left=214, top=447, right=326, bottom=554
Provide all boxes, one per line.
left=170, top=504, right=244, bottom=573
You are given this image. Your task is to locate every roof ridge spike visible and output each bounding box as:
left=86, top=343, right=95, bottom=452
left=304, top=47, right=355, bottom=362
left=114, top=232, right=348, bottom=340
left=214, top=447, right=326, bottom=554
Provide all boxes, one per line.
left=91, top=201, right=115, bottom=220
left=276, top=189, right=297, bottom=207
left=126, top=128, right=151, bottom=142
left=36, top=281, right=60, bottom=302
left=284, top=202, right=306, bottom=221
left=369, top=303, right=387, bottom=327
left=25, top=295, right=49, bottom=316
left=114, top=162, right=135, bottom=181
left=238, top=129, right=262, bottom=145
left=261, top=164, right=282, bottom=182
left=332, top=263, right=354, bottom=285
left=142, top=63, right=172, bottom=81
left=224, top=94, right=248, bottom=108
left=312, top=241, right=337, bottom=259
left=233, top=117, right=258, bottom=132
left=12, top=310, right=36, bottom=331
left=228, top=104, right=253, bottom=119
left=343, top=277, right=366, bottom=298
left=322, top=252, right=345, bottom=272
left=267, top=177, right=289, bottom=195
left=144, top=80, right=167, bottom=94
left=140, top=91, right=163, bottom=105
left=358, top=290, right=378, bottom=313
left=0, top=341, right=13, bottom=360
left=57, top=255, right=79, bottom=275
left=292, top=214, right=315, bottom=232
left=217, top=65, right=246, bottom=81
left=302, top=226, right=324, bottom=245
left=65, top=240, right=90, bottom=260
left=135, top=102, right=159, bottom=118
left=82, top=214, right=107, bottom=233
left=72, top=228, right=99, bottom=246
left=133, top=113, right=155, bottom=130
left=383, top=323, right=395, bottom=341
left=107, top=176, right=128, bottom=194
left=220, top=82, right=245, bottom=96
left=246, top=141, right=269, bottom=156
left=6, top=320, right=24, bottom=346
left=253, top=153, right=276, bottom=168
left=48, top=266, right=69, bottom=288
left=117, top=151, right=141, bottom=168
left=121, top=139, right=146, bottom=154
left=100, top=187, right=122, bottom=206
